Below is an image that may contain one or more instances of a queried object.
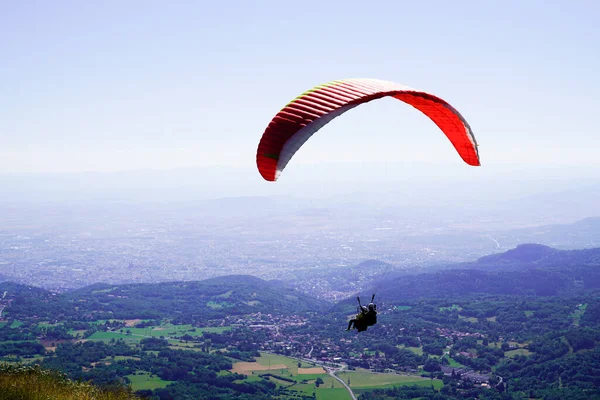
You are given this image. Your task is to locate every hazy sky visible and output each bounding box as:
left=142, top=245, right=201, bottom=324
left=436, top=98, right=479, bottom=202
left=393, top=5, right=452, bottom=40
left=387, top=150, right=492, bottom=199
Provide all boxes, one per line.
left=2, top=0, right=599, bottom=181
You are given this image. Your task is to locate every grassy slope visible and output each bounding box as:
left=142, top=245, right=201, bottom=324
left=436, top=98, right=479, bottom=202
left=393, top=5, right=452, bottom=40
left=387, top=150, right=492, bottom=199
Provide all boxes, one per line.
left=0, top=364, right=140, bottom=400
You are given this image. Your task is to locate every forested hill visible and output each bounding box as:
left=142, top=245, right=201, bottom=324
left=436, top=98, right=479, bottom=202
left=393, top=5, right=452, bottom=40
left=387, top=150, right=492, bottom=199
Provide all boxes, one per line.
left=1, top=275, right=328, bottom=323
left=365, top=244, right=600, bottom=303
left=4, top=243, right=600, bottom=322
left=466, top=243, right=600, bottom=270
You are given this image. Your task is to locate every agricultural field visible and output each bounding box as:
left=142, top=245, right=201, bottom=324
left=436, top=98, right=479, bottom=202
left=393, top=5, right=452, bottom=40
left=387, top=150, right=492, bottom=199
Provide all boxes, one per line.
left=228, top=352, right=442, bottom=400
left=338, top=369, right=442, bottom=390
left=398, top=345, right=423, bottom=356
left=505, top=348, right=532, bottom=358
left=126, top=372, right=173, bottom=391
left=458, top=315, right=478, bottom=323
left=230, top=352, right=320, bottom=375
left=442, top=356, right=464, bottom=368
left=108, top=323, right=229, bottom=338
left=228, top=352, right=347, bottom=400
left=85, top=331, right=142, bottom=344
left=83, top=321, right=230, bottom=346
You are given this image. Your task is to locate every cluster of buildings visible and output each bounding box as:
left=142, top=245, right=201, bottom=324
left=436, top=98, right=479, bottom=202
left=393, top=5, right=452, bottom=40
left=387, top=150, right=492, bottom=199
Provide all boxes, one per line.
left=440, top=366, right=494, bottom=386
left=218, top=311, right=496, bottom=385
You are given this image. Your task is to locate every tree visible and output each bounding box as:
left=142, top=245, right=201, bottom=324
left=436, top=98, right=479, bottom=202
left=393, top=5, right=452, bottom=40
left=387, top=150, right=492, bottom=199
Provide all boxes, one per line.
left=423, top=359, right=441, bottom=373
left=497, top=381, right=505, bottom=392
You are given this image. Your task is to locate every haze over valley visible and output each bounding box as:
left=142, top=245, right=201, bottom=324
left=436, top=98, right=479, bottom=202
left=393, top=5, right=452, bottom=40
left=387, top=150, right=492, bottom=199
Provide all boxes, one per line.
left=1, top=164, right=598, bottom=297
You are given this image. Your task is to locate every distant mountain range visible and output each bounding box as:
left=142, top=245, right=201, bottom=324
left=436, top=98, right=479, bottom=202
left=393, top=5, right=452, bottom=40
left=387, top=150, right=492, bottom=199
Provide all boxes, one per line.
left=468, top=242, right=600, bottom=269
left=360, top=243, right=600, bottom=305
left=2, top=243, right=600, bottom=321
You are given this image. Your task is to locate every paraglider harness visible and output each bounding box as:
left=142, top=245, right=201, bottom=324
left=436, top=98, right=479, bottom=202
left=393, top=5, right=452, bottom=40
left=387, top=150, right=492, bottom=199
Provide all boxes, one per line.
left=347, top=294, right=377, bottom=332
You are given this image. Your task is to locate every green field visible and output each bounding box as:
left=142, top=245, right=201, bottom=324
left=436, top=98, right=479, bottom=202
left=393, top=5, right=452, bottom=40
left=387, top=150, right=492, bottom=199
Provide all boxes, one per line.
left=231, top=352, right=443, bottom=399
left=9, top=320, right=24, bottom=328
left=403, top=346, right=423, bottom=356
left=85, top=322, right=230, bottom=344
left=316, top=387, right=352, bottom=400
left=229, top=352, right=353, bottom=399
left=443, top=356, right=464, bottom=368
left=458, top=315, right=478, bottom=323
left=230, top=352, right=324, bottom=381
left=290, top=380, right=352, bottom=400
left=216, top=290, right=234, bottom=299
left=206, top=301, right=227, bottom=309
left=37, top=322, right=61, bottom=328
left=256, top=352, right=316, bottom=370
left=168, top=344, right=203, bottom=352
left=103, top=356, right=141, bottom=362
left=126, top=372, right=172, bottom=390
left=283, top=381, right=352, bottom=400
left=338, top=370, right=443, bottom=390
left=490, top=341, right=528, bottom=351
left=571, top=303, right=588, bottom=326
left=68, top=329, right=87, bottom=337
left=86, top=331, right=142, bottom=344
left=124, top=323, right=193, bottom=337
left=505, top=348, right=532, bottom=358
left=124, top=323, right=230, bottom=338
left=439, top=304, right=462, bottom=312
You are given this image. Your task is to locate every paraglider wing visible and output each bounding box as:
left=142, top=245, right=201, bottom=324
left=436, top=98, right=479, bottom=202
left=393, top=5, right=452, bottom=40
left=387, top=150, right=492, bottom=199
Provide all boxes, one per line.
left=256, top=78, right=480, bottom=182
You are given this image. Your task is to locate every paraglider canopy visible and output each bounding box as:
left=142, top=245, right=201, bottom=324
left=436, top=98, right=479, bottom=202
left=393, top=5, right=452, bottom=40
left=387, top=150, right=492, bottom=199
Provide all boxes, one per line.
left=256, top=78, right=480, bottom=182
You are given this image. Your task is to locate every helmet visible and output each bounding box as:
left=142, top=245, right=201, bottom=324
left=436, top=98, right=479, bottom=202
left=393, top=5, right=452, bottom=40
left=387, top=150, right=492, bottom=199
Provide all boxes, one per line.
left=368, top=303, right=375, bottom=310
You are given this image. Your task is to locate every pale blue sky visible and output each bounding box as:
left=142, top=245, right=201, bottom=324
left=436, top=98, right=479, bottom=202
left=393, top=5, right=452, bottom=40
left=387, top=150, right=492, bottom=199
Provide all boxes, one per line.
left=1, top=0, right=599, bottom=178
